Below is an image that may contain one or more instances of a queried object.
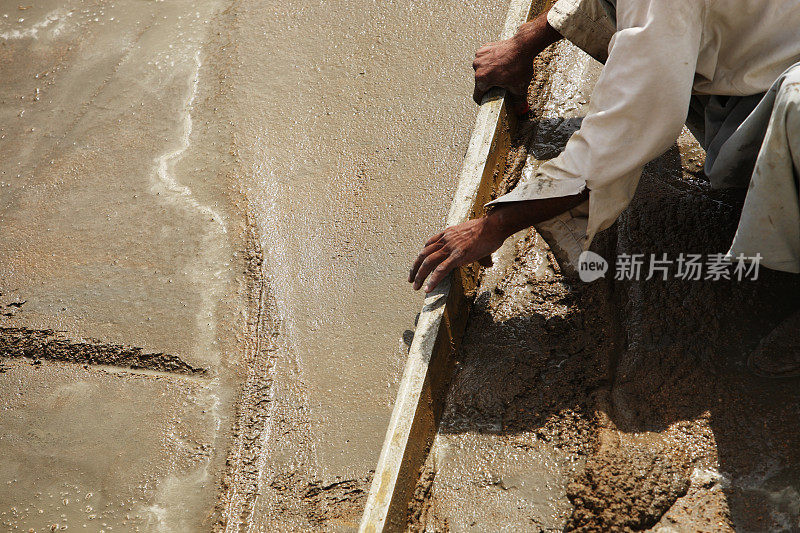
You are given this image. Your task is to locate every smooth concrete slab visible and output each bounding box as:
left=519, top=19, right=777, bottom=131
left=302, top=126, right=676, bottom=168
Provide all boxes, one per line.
left=1, top=0, right=532, bottom=530
left=0, top=358, right=216, bottom=531
left=231, top=0, right=512, bottom=482
left=0, top=0, right=234, bottom=368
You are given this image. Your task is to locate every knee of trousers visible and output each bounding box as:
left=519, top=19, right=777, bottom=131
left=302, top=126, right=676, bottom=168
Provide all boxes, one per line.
left=782, top=86, right=800, bottom=149
left=772, top=72, right=800, bottom=149
left=776, top=69, right=800, bottom=121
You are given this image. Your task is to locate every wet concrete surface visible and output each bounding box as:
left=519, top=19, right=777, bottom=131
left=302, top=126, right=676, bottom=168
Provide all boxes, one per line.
left=0, top=1, right=242, bottom=531
left=1, top=0, right=516, bottom=530
left=0, top=358, right=215, bottom=531
left=232, top=0, right=508, bottom=476
left=413, top=41, right=602, bottom=532
left=216, top=0, right=514, bottom=529
left=8, top=1, right=798, bottom=531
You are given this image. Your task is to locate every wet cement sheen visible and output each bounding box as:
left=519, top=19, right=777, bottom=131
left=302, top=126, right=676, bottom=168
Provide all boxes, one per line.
left=417, top=41, right=602, bottom=530
left=2, top=0, right=514, bottom=529
left=230, top=0, right=508, bottom=480
left=0, top=1, right=238, bottom=530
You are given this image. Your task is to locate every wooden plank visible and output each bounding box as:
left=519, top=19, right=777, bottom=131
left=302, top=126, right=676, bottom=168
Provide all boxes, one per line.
left=358, top=2, right=539, bottom=531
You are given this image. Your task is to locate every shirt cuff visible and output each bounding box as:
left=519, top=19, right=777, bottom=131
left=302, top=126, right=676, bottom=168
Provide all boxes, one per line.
left=547, top=0, right=616, bottom=63
left=486, top=156, right=642, bottom=249
left=486, top=167, right=586, bottom=206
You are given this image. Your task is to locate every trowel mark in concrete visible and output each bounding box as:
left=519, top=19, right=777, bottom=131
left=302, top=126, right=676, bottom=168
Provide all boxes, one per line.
left=1, top=326, right=205, bottom=375
left=216, top=232, right=285, bottom=532
left=0, top=322, right=219, bottom=527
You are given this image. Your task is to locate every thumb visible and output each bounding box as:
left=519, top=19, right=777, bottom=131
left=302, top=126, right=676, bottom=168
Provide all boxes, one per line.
left=473, top=82, right=489, bottom=105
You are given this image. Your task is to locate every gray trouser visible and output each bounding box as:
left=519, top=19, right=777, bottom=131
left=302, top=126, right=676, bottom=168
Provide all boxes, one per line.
left=723, top=67, right=800, bottom=272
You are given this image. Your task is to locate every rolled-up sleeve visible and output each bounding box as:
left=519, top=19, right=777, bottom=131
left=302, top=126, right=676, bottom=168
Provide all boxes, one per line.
left=547, top=0, right=616, bottom=62
left=490, top=0, right=704, bottom=245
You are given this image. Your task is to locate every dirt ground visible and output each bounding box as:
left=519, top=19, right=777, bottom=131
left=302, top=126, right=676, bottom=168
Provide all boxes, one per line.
left=412, top=45, right=800, bottom=532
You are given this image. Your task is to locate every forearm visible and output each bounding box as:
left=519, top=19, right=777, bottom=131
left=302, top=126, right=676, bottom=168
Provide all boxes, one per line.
left=486, top=189, right=588, bottom=239
left=409, top=190, right=587, bottom=293
left=512, top=10, right=563, bottom=58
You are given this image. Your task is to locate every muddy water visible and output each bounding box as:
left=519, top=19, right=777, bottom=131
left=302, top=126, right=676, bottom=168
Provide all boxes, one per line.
left=229, top=0, right=508, bottom=481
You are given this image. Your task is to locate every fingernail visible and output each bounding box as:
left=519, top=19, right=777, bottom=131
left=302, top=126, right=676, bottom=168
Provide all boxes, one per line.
left=424, top=285, right=430, bottom=292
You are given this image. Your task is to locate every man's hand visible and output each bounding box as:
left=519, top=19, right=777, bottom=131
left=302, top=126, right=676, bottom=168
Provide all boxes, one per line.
left=409, top=216, right=506, bottom=293
left=472, top=11, right=562, bottom=104
left=473, top=39, right=533, bottom=104
left=409, top=192, right=589, bottom=293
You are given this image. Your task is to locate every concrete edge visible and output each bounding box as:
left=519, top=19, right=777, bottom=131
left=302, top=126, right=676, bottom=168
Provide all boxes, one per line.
left=358, top=2, right=539, bottom=531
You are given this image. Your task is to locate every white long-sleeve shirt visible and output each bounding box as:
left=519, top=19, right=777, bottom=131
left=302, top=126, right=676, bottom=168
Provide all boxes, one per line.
left=490, top=0, right=800, bottom=244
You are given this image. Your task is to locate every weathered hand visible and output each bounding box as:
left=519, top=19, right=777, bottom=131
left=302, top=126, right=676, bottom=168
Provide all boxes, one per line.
left=408, top=192, right=590, bottom=293
left=471, top=12, right=562, bottom=105
left=472, top=38, right=534, bottom=104
left=409, top=216, right=506, bottom=293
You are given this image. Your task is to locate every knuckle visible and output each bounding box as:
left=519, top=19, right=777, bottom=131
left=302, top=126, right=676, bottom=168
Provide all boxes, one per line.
left=421, top=256, right=438, bottom=269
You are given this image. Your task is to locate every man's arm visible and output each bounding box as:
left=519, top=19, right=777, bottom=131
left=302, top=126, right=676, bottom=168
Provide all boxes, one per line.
left=409, top=10, right=571, bottom=294
left=528, top=0, right=704, bottom=237
left=409, top=190, right=588, bottom=292
left=472, top=10, right=562, bottom=104
left=412, top=0, right=707, bottom=293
